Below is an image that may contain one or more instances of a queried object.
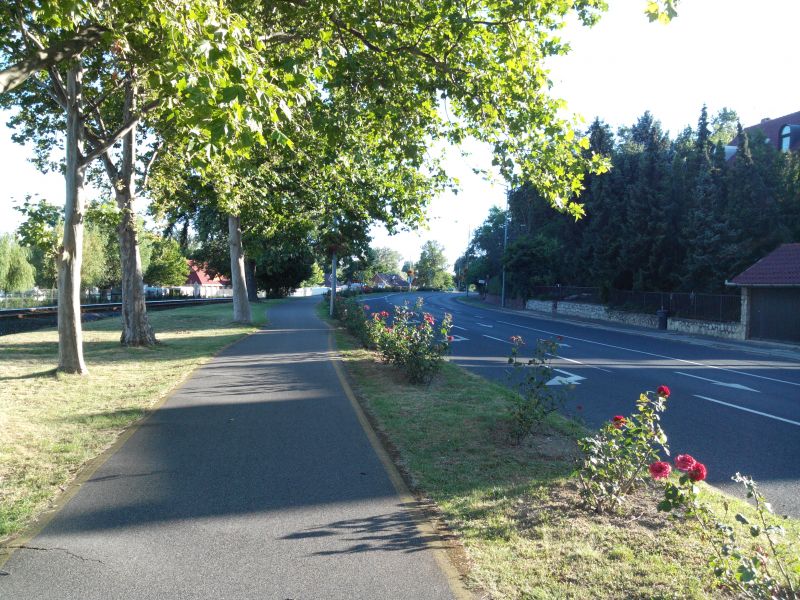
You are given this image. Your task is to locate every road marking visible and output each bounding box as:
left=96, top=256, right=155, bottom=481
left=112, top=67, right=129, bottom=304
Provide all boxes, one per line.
left=548, top=353, right=612, bottom=373
left=547, top=369, right=586, bottom=386
left=694, top=395, right=800, bottom=428
left=452, top=325, right=468, bottom=331
left=477, top=323, right=493, bottom=328
left=496, top=320, right=800, bottom=389
left=676, top=371, right=760, bottom=393
left=483, top=334, right=510, bottom=344
left=449, top=335, right=469, bottom=342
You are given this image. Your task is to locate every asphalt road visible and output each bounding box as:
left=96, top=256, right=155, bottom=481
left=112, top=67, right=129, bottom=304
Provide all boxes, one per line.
left=0, top=298, right=460, bottom=600
left=362, top=291, right=800, bottom=517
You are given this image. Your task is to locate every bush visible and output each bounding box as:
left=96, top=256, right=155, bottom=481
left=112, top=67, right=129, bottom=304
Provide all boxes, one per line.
left=332, top=296, right=373, bottom=347
left=654, top=460, right=799, bottom=599
left=367, top=298, right=453, bottom=384
left=506, top=335, right=566, bottom=442
left=575, top=387, right=670, bottom=513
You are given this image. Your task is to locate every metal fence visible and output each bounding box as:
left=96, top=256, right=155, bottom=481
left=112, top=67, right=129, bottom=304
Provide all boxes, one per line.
left=528, top=285, right=603, bottom=304
left=0, top=286, right=233, bottom=309
left=523, top=285, right=741, bottom=323
left=608, top=290, right=741, bottom=323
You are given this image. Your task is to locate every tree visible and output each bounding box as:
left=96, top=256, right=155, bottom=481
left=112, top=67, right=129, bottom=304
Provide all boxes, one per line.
left=300, top=262, right=325, bottom=288
left=504, top=234, right=561, bottom=299
left=0, top=234, right=36, bottom=292
left=144, top=237, right=188, bottom=287
left=1, top=0, right=304, bottom=370
left=415, top=241, right=452, bottom=289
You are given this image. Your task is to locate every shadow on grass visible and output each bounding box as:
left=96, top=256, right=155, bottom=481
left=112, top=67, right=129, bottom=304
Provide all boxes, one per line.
left=0, top=367, right=58, bottom=381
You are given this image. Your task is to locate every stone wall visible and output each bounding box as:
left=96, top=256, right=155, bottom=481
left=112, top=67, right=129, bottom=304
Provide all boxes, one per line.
left=668, top=317, right=745, bottom=340
left=524, top=298, right=740, bottom=340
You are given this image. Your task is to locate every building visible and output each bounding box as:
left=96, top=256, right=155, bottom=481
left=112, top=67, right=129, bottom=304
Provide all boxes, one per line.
left=727, top=110, right=800, bottom=155
left=185, top=260, right=231, bottom=297
left=726, top=243, right=800, bottom=343
left=371, top=273, right=410, bottom=289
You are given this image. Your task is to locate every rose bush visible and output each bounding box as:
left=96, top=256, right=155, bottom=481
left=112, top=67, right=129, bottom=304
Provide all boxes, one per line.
left=575, top=388, right=670, bottom=513
left=655, top=459, right=798, bottom=599
left=506, top=335, right=566, bottom=442
left=367, top=298, right=453, bottom=384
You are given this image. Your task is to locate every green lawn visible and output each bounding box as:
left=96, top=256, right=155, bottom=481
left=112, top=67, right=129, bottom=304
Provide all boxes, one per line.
left=326, top=316, right=799, bottom=599
left=0, top=301, right=272, bottom=539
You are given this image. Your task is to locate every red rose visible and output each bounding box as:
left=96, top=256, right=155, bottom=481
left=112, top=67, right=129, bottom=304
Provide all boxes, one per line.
left=674, top=454, right=696, bottom=472
left=510, top=335, right=524, bottom=345
left=649, top=461, right=672, bottom=480
left=363, top=305, right=370, bottom=311
left=611, top=415, right=626, bottom=429
left=688, top=462, right=707, bottom=482
left=380, top=311, right=389, bottom=318
left=657, top=385, right=670, bottom=398
left=447, top=336, right=454, bottom=342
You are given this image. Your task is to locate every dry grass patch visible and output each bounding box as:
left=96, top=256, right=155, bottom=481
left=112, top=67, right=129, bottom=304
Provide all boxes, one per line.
left=0, top=301, right=273, bottom=539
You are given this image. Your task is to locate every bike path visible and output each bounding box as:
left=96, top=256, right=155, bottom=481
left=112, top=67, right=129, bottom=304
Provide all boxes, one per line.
left=0, top=298, right=463, bottom=600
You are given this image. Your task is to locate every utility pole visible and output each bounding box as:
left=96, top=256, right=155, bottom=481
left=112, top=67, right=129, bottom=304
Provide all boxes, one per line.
left=329, top=250, right=337, bottom=317
left=500, top=189, right=509, bottom=308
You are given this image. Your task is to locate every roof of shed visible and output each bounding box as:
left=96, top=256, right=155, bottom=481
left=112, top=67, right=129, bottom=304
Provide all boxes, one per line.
left=729, top=244, right=800, bottom=286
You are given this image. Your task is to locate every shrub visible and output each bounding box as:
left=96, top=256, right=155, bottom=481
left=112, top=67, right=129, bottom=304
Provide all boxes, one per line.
left=330, top=296, right=453, bottom=384
left=506, top=335, right=566, bottom=443
left=333, top=296, right=373, bottom=347
left=368, top=298, right=453, bottom=384
left=655, top=461, right=799, bottom=599
left=575, top=387, right=670, bottom=513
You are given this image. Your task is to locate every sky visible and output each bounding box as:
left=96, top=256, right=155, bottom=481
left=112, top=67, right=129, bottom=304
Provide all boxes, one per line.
left=2, top=0, right=800, bottom=270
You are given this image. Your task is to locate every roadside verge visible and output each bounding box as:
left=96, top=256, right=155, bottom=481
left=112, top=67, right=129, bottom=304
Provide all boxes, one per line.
left=324, top=302, right=800, bottom=599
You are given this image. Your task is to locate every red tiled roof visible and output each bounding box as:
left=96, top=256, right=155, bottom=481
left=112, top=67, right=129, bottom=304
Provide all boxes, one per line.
left=729, top=110, right=800, bottom=152
left=729, top=244, right=800, bottom=286
left=186, top=260, right=230, bottom=286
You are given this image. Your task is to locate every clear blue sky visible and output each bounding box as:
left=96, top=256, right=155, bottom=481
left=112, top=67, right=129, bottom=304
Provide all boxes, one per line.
left=3, top=0, right=800, bottom=270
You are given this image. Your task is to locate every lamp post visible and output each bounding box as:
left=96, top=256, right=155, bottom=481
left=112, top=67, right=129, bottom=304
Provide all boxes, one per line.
left=500, top=189, right=509, bottom=308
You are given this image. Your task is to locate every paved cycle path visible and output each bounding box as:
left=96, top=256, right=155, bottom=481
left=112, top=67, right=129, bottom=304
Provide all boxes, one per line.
left=1, top=298, right=461, bottom=599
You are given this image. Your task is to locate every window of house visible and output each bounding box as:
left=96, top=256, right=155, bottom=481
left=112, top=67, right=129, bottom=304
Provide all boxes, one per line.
left=781, top=125, right=792, bottom=151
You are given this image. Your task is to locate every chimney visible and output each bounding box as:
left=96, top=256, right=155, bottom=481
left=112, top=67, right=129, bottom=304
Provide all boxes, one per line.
left=761, top=117, right=771, bottom=124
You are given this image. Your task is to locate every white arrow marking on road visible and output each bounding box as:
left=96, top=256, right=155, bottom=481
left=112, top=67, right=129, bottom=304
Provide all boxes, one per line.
left=694, top=396, right=800, bottom=427
left=477, top=323, right=493, bottom=328
left=449, top=335, right=469, bottom=342
left=676, top=371, right=760, bottom=393
left=496, top=320, right=800, bottom=389
left=546, top=369, right=586, bottom=386
left=483, top=334, right=511, bottom=344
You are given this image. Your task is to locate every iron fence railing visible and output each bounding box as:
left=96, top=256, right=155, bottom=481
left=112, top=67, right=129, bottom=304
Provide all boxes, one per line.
left=0, top=286, right=233, bottom=309
left=523, top=286, right=741, bottom=323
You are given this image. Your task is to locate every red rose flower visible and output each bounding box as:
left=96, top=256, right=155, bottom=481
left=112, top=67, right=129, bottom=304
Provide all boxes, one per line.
left=688, top=462, right=707, bottom=482
left=510, top=335, right=524, bottom=345
left=423, top=313, right=435, bottom=325
left=674, top=454, right=696, bottom=472
left=363, top=305, right=370, bottom=311
left=447, top=336, right=454, bottom=342
left=649, top=461, right=672, bottom=480
left=380, top=310, right=389, bottom=318
left=611, top=415, right=626, bottom=429
left=656, top=385, right=670, bottom=398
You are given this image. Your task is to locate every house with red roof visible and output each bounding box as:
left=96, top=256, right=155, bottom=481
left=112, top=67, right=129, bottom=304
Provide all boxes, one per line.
left=726, top=243, right=800, bottom=343
left=185, top=260, right=231, bottom=297
left=727, top=110, right=800, bottom=155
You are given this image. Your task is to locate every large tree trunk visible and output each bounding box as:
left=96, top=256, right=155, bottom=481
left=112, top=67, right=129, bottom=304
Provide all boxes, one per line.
left=245, top=258, right=258, bottom=302
left=228, top=215, right=251, bottom=323
left=57, top=63, right=88, bottom=374
left=116, top=78, right=155, bottom=346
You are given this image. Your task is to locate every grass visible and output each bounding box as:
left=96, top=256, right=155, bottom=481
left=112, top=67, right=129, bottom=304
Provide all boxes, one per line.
left=324, top=309, right=800, bottom=599
left=0, top=301, right=273, bottom=539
